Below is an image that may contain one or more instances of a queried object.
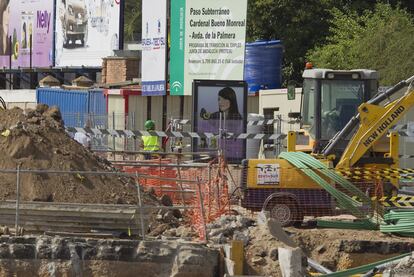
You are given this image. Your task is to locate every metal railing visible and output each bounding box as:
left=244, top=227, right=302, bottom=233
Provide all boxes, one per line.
left=0, top=167, right=203, bottom=239
left=62, top=112, right=292, bottom=159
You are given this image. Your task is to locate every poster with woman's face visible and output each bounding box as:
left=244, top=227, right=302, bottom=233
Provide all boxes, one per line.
left=0, top=0, right=53, bottom=67
left=193, top=80, right=247, bottom=163
left=0, top=0, right=11, bottom=56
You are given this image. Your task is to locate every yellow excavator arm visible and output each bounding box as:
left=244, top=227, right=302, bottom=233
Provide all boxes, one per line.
left=336, top=81, right=414, bottom=168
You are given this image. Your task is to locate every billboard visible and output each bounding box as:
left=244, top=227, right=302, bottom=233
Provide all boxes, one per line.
left=170, top=0, right=248, bottom=95
left=193, top=80, right=247, bottom=163
left=141, top=0, right=167, bottom=96
left=55, top=0, right=120, bottom=66
left=0, top=0, right=54, bottom=68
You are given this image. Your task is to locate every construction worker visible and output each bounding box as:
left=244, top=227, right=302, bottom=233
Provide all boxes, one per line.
left=141, top=120, right=160, bottom=159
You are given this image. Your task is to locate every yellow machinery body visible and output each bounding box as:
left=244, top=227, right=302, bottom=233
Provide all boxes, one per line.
left=240, top=72, right=414, bottom=225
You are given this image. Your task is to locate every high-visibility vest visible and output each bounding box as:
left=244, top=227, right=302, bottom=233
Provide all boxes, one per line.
left=143, top=136, right=160, bottom=151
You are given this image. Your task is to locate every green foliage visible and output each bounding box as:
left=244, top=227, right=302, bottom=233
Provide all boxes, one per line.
left=124, top=0, right=141, bottom=41
left=307, top=3, right=414, bottom=85
left=247, top=0, right=336, bottom=84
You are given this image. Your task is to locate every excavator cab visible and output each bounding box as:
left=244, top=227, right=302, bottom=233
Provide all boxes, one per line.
left=300, top=69, right=379, bottom=154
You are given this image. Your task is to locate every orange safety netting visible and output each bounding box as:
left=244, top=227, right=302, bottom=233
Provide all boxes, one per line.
left=122, top=158, right=179, bottom=202
left=184, top=156, right=231, bottom=241
left=120, top=156, right=231, bottom=241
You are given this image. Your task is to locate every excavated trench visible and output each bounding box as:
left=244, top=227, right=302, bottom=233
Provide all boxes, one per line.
left=0, top=236, right=220, bottom=277
left=306, top=239, right=414, bottom=270
left=244, top=223, right=414, bottom=276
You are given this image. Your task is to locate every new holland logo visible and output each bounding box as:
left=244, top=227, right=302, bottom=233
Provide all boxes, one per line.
left=362, top=105, right=405, bottom=147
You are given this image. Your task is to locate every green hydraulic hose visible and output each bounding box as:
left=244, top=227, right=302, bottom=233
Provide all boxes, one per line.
left=279, top=152, right=370, bottom=220
left=279, top=152, right=379, bottom=229
left=293, top=152, right=383, bottom=224
left=380, top=209, right=414, bottom=236
left=278, top=152, right=354, bottom=212
left=317, top=220, right=378, bottom=230
left=294, top=152, right=372, bottom=205
left=384, top=210, right=414, bottom=220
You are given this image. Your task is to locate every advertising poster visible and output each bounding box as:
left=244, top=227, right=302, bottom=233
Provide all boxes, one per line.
left=55, top=0, right=120, bottom=66
left=170, top=0, right=248, bottom=95
left=193, top=80, right=247, bottom=163
left=141, top=0, right=167, bottom=96
left=0, top=0, right=53, bottom=68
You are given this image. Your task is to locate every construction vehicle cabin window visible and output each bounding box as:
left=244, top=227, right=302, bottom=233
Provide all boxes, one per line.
left=320, top=79, right=364, bottom=139
left=302, top=78, right=317, bottom=138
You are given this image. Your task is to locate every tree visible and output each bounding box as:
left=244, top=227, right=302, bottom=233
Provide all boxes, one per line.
left=246, top=0, right=337, bottom=84
left=124, top=0, right=142, bottom=41
left=307, top=3, right=414, bottom=85
left=246, top=0, right=414, bottom=85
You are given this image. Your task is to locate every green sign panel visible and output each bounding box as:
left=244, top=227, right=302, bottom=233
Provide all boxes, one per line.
left=170, top=0, right=186, bottom=95
left=170, top=0, right=248, bottom=95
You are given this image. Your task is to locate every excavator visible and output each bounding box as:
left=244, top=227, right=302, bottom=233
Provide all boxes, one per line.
left=240, top=68, right=414, bottom=226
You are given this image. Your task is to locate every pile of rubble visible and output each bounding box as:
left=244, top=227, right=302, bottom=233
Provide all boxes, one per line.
left=0, top=105, right=155, bottom=205
left=383, top=252, right=414, bottom=276
left=200, top=208, right=414, bottom=276
left=207, top=214, right=255, bottom=245
left=147, top=195, right=196, bottom=239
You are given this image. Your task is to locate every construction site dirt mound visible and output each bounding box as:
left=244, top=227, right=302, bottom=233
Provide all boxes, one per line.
left=0, top=105, right=154, bottom=205
left=245, top=223, right=414, bottom=276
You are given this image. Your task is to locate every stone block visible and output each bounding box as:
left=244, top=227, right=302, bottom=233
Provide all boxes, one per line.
left=10, top=244, right=35, bottom=259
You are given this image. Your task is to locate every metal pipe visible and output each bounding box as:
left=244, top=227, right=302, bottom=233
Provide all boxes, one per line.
left=156, top=189, right=195, bottom=193
left=136, top=173, right=146, bottom=240
left=8, top=36, right=12, bottom=88
left=108, top=161, right=209, bottom=168
left=208, top=165, right=212, bottom=185
left=176, top=156, right=187, bottom=207
left=4, top=200, right=196, bottom=210
left=398, top=189, right=414, bottom=196
left=223, top=112, right=226, bottom=157
left=196, top=178, right=208, bottom=241
left=0, top=169, right=199, bottom=183
left=92, top=149, right=212, bottom=155
left=132, top=111, right=136, bottom=151
left=368, top=75, right=414, bottom=105
left=307, top=258, right=332, bottom=274
left=112, top=111, right=115, bottom=151
left=15, top=164, right=21, bottom=236
left=218, top=112, right=222, bottom=154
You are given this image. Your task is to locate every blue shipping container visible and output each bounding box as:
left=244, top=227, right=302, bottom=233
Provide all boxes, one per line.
left=36, top=88, right=106, bottom=127
left=244, top=40, right=283, bottom=94
left=88, top=89, right=107, bottom=128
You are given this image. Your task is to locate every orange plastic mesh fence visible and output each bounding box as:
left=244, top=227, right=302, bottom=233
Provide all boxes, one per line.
left=122, top=158, right=185, bottom=203
left=120, top=157, right=231, bottom=240
left=181, top=158, right=231, bottom=240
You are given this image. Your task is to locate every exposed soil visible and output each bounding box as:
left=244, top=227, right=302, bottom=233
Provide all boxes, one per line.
left=245, top=221, right=414, bottom=276
left=0, top=105, right=156, bottom=205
